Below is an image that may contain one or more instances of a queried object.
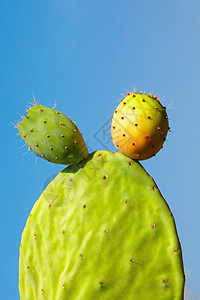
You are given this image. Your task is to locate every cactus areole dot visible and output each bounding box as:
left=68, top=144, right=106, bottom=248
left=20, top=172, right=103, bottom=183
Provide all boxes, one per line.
left=111, top=92, right=169, bottom=160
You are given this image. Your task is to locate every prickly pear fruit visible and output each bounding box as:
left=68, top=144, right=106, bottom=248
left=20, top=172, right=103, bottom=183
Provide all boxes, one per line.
left=19, top=151, right=185, bottom=300
left=111, top=92, right=169, bottom=160
left=18, top=104, right=88, bottom=165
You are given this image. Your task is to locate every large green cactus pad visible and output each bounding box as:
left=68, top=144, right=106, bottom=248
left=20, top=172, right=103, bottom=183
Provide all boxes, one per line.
left=19, top=151, right=185, bottom=300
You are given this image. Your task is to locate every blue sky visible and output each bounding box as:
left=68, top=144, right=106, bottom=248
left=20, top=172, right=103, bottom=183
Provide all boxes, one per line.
left=1, top=0, right=200, bottom=299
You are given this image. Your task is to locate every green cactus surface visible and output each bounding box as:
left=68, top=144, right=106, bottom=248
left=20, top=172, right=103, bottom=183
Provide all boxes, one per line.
left=19, top=151, right=185, bottom=300
left=18, top=104, right=88, bottom=165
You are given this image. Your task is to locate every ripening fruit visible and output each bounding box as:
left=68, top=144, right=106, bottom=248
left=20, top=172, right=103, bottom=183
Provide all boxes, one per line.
left=111, top=92, right=169, bottom=160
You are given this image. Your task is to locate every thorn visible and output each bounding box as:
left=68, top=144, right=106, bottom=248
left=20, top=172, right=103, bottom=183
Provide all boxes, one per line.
left=56, top=111, right=60, bottom=114
left=17, top=133, right=20, bottom=136
left=41, top=154, right=44, bottom=157
left=28, top=147, right=31, bottom=151
left=127, top=92, right=131, bottom=95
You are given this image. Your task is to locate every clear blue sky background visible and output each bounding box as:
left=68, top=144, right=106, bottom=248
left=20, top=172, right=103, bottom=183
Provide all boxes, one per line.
left=1, top=0, right=199, bottom=299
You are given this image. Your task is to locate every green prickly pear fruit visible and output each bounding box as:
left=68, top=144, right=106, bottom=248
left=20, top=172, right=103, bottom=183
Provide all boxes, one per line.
left=19, top=151, right=185, bottom=300
left=18, top=103, right=88, bottom=165
left=111, top=92, right=169, bottom=160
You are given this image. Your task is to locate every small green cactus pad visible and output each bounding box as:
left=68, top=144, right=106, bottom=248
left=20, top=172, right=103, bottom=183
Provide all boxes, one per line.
left=18, top=104, right=88, bottom=165
left=19, top=151, right=185, bottom=300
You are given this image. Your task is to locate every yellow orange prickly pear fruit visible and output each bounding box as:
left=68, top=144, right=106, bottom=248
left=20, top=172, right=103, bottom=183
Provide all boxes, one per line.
left=111, top=92, right=169, bottom=160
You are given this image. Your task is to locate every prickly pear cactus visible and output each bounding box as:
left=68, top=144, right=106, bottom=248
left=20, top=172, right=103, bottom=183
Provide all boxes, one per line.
left=111, top=92, right=169, bottom=160
left=18, top=94, right=185, bottom=300
left=19, top=151, right=185, bottom=300
left=18, top=104, right=88, bottom=165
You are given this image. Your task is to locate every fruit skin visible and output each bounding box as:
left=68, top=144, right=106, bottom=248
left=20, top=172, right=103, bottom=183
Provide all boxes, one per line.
left=18, top=104, right=88, bottom=165
left=111, top=92, right=169, bottom=160
left=19, top=151, right=185, bottom=300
